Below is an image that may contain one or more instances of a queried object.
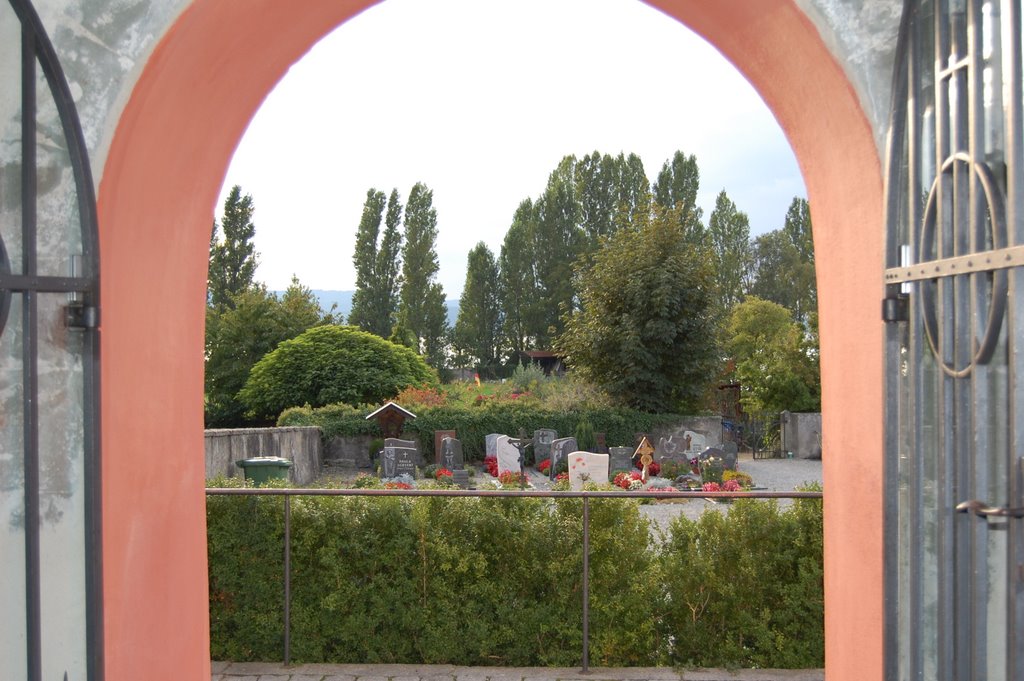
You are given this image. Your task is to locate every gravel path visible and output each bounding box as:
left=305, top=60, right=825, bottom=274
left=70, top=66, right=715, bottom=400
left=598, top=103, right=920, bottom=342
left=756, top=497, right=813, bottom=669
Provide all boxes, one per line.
left=638, top=454, right=823, bottom=534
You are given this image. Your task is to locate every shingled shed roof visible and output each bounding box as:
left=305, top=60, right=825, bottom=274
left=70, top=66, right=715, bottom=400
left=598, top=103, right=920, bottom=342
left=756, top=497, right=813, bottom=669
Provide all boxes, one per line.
left=365, top=401, right=418, bottom=420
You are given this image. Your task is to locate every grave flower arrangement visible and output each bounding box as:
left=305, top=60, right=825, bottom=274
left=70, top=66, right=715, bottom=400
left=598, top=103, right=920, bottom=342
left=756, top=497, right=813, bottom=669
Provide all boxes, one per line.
left=614, top=471, right=644, bottom=490
left=384, top=481, right=412, bottom=490
left=722, top=469, right=754, bottom=489
left=483, top=456, right=499, bottom=477
left=497, top=470, right=525, bottom=486
left=634, top=459, right=661, bottom=477
left=537, top=458, right=551, bottom=475
left=434, top=468, right=453, bottom=483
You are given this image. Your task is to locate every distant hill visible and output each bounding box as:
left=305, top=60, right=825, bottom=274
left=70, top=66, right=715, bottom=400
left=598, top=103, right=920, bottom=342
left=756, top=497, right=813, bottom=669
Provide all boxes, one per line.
left=287, top=290, right=460, bottom=328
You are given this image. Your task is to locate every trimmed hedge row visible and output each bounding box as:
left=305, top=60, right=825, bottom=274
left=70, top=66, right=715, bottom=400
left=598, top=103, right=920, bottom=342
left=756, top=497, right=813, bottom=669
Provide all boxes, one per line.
left=208, top=488, right=823, bottom=668
left=278, top=402, right=687, bottom=461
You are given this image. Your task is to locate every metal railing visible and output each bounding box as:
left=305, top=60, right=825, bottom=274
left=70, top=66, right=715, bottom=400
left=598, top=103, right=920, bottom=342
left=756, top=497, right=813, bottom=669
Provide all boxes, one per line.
left=205, top=486, right=823, bottom=671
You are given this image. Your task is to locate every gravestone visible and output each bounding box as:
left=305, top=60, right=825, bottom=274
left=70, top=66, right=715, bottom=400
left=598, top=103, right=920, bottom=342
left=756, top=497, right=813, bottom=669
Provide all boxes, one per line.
left=656, top=435, right=685, bottom=458
left=721, top=441, right=739, bottom=470
left=485, top=433, right=501, bottom=457
left=452, top=469, right=470, bottom=489
left=533, top=429, right=557, bottom=464
left=568, top=451, right=610, bottom=491
left=496, top=435, right=520, bottom=475
left=549, top=437, right=577, bottom=479
left=439, top=437, right=465, bottom=470
left=434, top=430, right=457, bottom=464
left=608, top=446, right=634, bottom=472
left=381, top=443, right=417, bottom=478
left=595, top=432, right=607, bottom=454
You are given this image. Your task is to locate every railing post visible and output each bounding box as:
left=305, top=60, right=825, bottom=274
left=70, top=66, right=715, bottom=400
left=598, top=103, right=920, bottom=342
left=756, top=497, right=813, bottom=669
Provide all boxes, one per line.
left=581, top=494, right=590, bottom=673
left=284, top=494, right=291, bottom=666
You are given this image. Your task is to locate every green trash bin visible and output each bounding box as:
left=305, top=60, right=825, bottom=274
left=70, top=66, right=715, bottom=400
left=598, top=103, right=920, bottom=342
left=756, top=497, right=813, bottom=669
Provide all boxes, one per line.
left=236, top=456, right=293, bottom=486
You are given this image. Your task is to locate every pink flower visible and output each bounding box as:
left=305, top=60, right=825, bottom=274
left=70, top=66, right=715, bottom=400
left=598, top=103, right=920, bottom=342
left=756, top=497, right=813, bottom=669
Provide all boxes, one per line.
left=723, top=480, right=741, bottom=492
left=702, top=482, right=722, bottom=492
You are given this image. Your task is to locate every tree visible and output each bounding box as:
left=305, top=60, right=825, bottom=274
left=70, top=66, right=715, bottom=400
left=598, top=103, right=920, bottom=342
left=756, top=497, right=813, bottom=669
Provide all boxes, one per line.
left=707, top=189, right=752, bottom=314
left=749, top=197, right=816, bottom=324
left=398, top=183, right=448, bottom=363
left=348, top=188, right=404, bottom=336
left=208, top=185, right=258, bottom=310
left=499, top=200, right=542, bottom=360
left=652, top=150, right=705, bottom=245
left=533, top=158, right=585, bottom=342
left=726, top=297, right=820, bottom=415
left=453, top=243, right=503, bottom=374
left=204, top=278, right=328, bottom=426
left=555, top=205, right=719, bottom=412
left=238, top=325, right=437, bottom=421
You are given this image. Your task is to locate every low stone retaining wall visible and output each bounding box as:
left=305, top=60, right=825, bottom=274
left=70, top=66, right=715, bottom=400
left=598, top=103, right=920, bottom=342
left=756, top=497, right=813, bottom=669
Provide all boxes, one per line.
left=205, top=426, right=322, bottom=485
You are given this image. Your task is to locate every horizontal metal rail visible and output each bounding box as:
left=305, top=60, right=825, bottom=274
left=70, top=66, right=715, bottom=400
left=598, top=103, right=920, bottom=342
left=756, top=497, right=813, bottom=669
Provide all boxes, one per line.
left=206, top=486, right=824, bottom=670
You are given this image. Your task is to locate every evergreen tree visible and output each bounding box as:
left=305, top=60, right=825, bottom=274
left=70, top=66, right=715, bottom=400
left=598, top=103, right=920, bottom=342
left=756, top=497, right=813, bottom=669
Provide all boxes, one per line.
left=208, top=185, right=258, bottom=310
left=708, top=189, right=752, bottom=314
left=453, top=243, right=503, bottom=375
left=398, top=182, right=448, bottom=363
left=615, top=152, right=651, bottom=231
left=348, top=188, right=403, bottom=336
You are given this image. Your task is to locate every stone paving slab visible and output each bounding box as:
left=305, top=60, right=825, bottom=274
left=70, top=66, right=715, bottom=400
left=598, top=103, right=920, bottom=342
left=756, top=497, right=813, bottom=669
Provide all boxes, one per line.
left=213, top=662, right=824, bottom=681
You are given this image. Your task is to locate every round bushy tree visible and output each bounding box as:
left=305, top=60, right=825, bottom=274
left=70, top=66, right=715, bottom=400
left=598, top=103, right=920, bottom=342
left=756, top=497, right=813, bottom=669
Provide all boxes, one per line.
left=239, top=325, right=437, bottom=421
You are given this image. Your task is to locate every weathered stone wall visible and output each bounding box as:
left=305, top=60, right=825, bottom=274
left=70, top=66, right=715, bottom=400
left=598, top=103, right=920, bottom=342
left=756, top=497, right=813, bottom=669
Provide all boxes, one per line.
left=781, top=412, right=823, bottom=459
left=205, top=426, right=322, bottom=485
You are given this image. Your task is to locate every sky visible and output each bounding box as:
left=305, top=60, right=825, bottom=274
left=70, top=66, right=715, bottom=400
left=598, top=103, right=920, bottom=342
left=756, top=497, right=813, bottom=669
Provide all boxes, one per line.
left=218, top=0, right=806, bottom=298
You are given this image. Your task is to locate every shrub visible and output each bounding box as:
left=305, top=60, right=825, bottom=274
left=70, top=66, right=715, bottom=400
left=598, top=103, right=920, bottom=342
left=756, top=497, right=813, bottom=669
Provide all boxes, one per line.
left=574, top=416, right=596, bottom=452
left=239, top=325, right=437, bottom=421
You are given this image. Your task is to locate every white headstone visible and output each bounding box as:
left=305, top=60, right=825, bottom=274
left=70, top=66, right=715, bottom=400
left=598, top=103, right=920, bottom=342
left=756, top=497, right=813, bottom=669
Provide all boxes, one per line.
left=496, top=435, right=520, bottom=475
left=568, top=451, right=610, bottom=490
left=485, top=433, right=501, bottom=457
left=684, top=430, right=707, bottom=453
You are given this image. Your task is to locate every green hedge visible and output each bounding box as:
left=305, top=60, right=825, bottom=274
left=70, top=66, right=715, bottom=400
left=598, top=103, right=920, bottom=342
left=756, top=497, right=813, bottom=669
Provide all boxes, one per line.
left=208, top=488, right=823, bottom=668
left=278, top=401, right=686, bottom=461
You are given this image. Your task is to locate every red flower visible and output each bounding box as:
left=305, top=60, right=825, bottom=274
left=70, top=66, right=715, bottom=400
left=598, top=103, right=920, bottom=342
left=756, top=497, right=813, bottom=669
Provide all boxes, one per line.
left=537, top=459, right=551, bottom=474
left=435, top=468, right=453, bottom=480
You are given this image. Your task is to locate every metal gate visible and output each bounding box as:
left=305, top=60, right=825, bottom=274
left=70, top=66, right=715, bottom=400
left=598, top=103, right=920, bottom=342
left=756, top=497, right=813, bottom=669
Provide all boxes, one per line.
left=0, top=1, right=102, bottom=679
left=884, top=1, right=1024, bottom=679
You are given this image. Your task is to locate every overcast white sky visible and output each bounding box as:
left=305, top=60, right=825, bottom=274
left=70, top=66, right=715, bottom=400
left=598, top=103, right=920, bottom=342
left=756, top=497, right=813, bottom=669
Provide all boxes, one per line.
left=218, top=0, right=806, bottom=298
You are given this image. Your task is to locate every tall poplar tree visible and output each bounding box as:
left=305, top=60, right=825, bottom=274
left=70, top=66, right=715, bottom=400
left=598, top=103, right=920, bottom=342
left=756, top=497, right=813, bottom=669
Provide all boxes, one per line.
left=652, top=150, right=705, bottom=245
left=348, top=188, right=403, bottom=336
left=533, top=158, right=584, bottom=343
left=499, top=200, right=541, bottom=359
left=453, top=243, right=503, bottom=374
left=348, top=189, right=387, bottom=331
left=208, top=185, right=258, bottom=310
left=708, top=189, right=752, bottom=314
left=398, top=182, right=448, bottom=363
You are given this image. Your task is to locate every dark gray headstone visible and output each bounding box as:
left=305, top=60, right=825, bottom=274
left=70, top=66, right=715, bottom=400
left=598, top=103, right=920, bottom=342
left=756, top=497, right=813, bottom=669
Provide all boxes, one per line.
left=382, top=445, right=417, bottom=478
left=533, top=429, right=557, bottom=464
left=656, top=435, right=685, bottom=459
left=440, top=437, right=465, bottom=470
left=452, top=469, right=470, bottom=489
left=485, top=433, right=501, bottom=457
left=549, top=437, right=577, bottom=479
left=721, top=441, right=739, bottom=470
left=595, top=432, right=608, bottom=454
left=608, top=446, right=634, bottom=472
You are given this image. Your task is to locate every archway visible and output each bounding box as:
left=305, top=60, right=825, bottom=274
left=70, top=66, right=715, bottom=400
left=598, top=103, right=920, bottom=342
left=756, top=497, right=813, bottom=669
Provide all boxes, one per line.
left=97, top=1, right=883, bottom=679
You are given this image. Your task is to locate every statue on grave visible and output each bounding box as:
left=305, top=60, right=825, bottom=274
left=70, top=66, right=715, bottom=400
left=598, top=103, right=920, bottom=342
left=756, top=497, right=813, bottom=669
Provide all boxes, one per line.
left=507, top=430, right=533, bottom=489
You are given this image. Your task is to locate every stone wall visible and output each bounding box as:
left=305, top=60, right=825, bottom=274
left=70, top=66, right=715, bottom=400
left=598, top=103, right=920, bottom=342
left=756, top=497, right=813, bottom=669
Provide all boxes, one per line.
left=205, top=426, right=322, bottom=485
left=781, top=412, right=823, bottom=459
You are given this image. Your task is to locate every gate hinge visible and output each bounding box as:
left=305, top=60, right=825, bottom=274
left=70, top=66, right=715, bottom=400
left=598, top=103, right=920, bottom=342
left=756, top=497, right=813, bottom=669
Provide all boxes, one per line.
left=882, top=295, right=909, bottom=323
left=65, top=303, right=98, bottom=330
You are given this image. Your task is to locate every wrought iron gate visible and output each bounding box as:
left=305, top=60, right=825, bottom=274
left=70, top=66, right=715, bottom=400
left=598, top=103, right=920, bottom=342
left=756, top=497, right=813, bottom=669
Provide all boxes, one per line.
left=884, top=1, right=1024, bottom=679
left=0, top=1, right=102, bottom=679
